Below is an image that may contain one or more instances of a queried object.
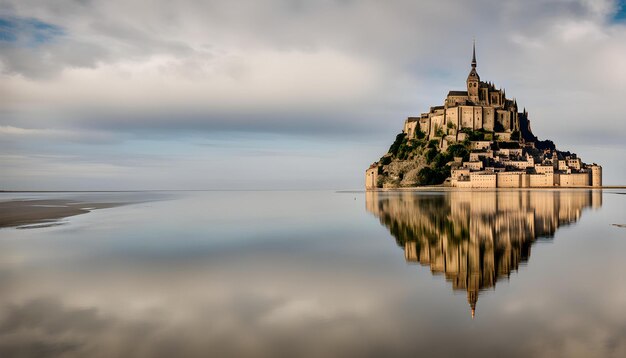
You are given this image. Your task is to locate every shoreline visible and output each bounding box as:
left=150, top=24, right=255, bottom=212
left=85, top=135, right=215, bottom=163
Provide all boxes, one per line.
left=0, top=199, right=124, bottom=229
left=365, top=185, right=626, bottom=192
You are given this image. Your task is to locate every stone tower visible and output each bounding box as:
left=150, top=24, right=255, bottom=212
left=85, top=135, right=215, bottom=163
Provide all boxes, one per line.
left=591, top=165, right=602, bottom=187
left=466, top=41, right=479, bottom=103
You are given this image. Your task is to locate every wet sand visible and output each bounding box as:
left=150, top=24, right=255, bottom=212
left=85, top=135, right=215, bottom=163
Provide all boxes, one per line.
left=0, top=200, right=122, bottom=228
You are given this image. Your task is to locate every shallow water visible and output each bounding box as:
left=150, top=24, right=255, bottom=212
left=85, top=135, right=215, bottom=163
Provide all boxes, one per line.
left=0, top=189, right=625, bottom=357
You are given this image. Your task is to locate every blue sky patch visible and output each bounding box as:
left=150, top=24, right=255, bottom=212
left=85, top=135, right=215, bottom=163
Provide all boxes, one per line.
left=0, top=15, right=64, bottom=46
left=615, top=0, right=626, bottom=21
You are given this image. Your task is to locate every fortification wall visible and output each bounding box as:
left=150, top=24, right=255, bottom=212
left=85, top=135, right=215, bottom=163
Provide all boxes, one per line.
left=430, top=115, right=445, bottom=138
left=469, top=173, right=496, bottom=188
left=419, top=118, right=430, bottom=136
left=473, top=107, right=483, bottom=129
left=496, top=172, right=523, bottom=188
left=460, top=106, right=474, bottom=129
left=446, top=107, right=459, bottom=129
left=483, top=107, right=494, bottom=131
left=557, top=173, right=590, bottom=187
left=403, top=120, right=417, bottom=138
left=529, top=173, right=554, bottom=187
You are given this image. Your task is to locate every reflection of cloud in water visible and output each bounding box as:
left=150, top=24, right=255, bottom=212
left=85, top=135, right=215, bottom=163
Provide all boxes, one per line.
left=0, top=293, right=366, bottom=357
left=0, top=251, right=400, bottom=358
left=0, top=190, right=624, bottom=357
left=366, top=190, right=602, bottom=317
left=0, top=298, right=101, bottom=357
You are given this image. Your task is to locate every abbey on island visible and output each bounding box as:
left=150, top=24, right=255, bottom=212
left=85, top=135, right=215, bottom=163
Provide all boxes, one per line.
left=366, top=43, right=602, bottom=189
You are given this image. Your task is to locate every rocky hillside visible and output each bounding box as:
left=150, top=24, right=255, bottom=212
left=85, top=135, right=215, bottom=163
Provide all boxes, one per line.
left=374, top=128, right=471, bottom=188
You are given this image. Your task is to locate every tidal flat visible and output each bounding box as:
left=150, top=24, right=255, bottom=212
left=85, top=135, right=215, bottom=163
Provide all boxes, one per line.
left=0, top=189, right=625, bottom=357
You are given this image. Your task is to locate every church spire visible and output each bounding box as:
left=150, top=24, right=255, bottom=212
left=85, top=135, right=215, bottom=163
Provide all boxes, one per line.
left=467, top=39, right=480, bottom=103
left=471, top=39, right=477, bottom=68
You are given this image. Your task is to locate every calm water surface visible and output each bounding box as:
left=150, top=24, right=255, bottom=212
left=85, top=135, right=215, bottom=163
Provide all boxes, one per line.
left=0, top=190, right=625, bottom=357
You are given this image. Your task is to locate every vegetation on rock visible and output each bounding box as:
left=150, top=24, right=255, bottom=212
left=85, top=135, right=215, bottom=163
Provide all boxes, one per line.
left=374, top=129, right=474, bottom=188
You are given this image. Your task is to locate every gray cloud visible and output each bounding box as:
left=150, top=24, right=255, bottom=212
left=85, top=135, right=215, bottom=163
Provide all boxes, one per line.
left=0, top=1, right=615, bottom=77
left=1, top=0, right=625, bottom=188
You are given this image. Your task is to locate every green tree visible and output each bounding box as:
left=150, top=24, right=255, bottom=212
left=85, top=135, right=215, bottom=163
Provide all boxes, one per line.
left=447, top=144, right=470, bottom=161
left=426, top=148, right=439, bottom=163
left=388, top=133, right=406, bottom=157
left=417, top=166, right=451, bottom=185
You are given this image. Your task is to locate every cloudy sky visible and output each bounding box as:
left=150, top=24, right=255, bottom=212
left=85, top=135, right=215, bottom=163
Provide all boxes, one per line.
left=1, top=0, right=626, bottom=190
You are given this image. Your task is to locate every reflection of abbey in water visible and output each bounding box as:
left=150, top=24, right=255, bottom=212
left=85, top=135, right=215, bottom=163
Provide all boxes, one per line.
left=366, top=190, right=601, bottom=317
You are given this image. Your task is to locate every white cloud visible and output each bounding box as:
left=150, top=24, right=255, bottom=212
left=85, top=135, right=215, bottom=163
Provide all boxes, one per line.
left=2, top=49, right=381, bottom=111
left=1, top=0, right=626, bottom=188
left=0, top=125, right=120, bottom=143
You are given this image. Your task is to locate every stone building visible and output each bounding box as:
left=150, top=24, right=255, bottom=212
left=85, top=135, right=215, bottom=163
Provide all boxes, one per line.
left=367, top=43, right=602, bottom=189
left=365, top=165, right=378, bottom=190
left=402, top=43, right=519, bottom=143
